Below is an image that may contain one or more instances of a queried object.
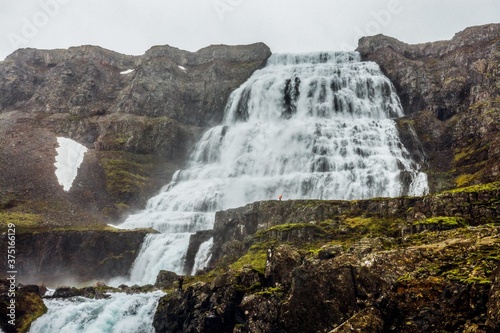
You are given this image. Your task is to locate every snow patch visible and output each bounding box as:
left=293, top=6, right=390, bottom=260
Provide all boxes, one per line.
left=178, top=65, right=186, bottom=72
left=54, top=137, right=88, bottom=191
left=120, top=68, right=134, bottom=74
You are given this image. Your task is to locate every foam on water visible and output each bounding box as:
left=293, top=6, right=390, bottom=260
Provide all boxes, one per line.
left=29, top=292, right=163, bottom=333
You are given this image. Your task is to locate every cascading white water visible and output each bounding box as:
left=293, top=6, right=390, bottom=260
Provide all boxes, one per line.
left=29, top=292, right=163, bottom=333
left=191, top=237, right=214, bottom=275
left=118, top=51, right=428, bottom=284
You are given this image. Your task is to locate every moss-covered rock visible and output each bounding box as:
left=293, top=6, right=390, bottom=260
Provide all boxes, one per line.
left=0, top=280, right=46, bottom=333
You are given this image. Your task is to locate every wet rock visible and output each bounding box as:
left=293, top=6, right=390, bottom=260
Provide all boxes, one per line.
left=185, top=230, right=214, bottom=276
left=0, top=229, right=153, bottom=285
left=264, top=244, right=302, bottom=288
left=0, top=279, right=46, bottom=333
left=52, top=286, right=80, bottom=298
left=155, top=270, right=179, bottom=289
left=317, top=244, right=343, bottom=260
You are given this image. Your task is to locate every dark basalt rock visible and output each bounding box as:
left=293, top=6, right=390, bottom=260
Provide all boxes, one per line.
left=0, top=229, right=154, bottom=285
left=155, top=270, right=180, bottom=290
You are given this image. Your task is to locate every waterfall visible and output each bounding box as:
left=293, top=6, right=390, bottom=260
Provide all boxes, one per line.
left=117, top=51, right=428, bottom=284
left=29, top=292, right=163, bottom=333
left=191, top=237, right=214, bottom=275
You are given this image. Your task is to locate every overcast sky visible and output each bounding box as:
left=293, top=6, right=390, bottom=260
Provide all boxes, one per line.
left=1, top=0, right=499, bottom=60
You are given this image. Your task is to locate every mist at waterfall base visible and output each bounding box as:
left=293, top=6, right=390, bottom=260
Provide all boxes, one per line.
left=116, top=51, right=429, bottom=286
left=30, top=51, right=429, bottom=332
left=29, top=291, right=163, bottom=333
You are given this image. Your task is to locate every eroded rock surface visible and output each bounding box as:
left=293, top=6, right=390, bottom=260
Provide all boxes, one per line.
left=357, top=23, right=499, bottom=192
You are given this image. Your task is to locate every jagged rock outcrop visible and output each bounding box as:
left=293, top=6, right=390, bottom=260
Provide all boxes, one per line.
left=357, top=23, right=499, bottom=192
left=0, top=43, right=271, bottom=222
left=155, top=183, right=500, bottom=332
left=0, top=228, right=154, bottom=285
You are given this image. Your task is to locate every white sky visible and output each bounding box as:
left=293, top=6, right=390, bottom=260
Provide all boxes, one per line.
left=0, top=0, right=499, bottom=60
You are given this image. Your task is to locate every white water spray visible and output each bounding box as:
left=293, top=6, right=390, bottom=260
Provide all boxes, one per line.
left=119, top=51, right=428, bottom=284
left=191, top=237, right=214, bottom=275
left=29, top=292, right=163, bottom=333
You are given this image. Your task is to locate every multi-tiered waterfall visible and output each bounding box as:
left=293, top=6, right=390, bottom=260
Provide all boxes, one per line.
left=30, top=51, right=428, bottom=332
left=117, top=51, right=428, bottom=284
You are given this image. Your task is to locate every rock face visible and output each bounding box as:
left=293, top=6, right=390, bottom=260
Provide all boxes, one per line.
left=0, top=228, right=153, bottom=285
left=154, top=183, right=500, bottom=333
left=0, top=43, right=271, bottom=222
left=357, top=23, right=499, bottom=193
left=0, top=279, right=46, bottom=333
left=208, top=183, right=499, bottom=268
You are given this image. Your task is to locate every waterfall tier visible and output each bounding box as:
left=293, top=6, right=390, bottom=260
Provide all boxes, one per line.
left=118, top=51, right=428, bottom=284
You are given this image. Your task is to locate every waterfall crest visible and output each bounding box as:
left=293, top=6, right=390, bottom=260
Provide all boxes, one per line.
left=118, top=51, right=428, bottom=284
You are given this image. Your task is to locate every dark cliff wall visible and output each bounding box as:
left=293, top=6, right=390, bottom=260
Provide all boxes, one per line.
left=0, top=43, right=271, bottom=222
left=0, top=228, right=152, bottom=285
left=357, top=23, right=499, bottom=193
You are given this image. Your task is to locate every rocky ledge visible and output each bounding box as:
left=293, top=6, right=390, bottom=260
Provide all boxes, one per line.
left=155, top=182, right=500, bottom=333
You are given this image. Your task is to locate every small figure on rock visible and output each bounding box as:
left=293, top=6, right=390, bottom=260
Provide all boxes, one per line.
left=278, top=194, right=282, bottom=201
left=177, top=276, right=184, bottom=292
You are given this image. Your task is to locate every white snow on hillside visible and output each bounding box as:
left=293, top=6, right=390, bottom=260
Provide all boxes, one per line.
left=54, top=137, right=88, bottom=191
left=120, top=68, right=134, bottom=74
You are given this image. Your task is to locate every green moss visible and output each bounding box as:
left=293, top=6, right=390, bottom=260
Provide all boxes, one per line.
left=17, top=292, right=47, bottom=333
left=13, top=221, right=157, bottom=234
left=265, top=222, right=320, bottom=233
left=343, top=216, right=401, bottom=237
left=396, top=118, right=416, bottom=127
left=0, top=212, right=42, bottom=228
left=229, top=243, right=269, bottom=274
left=443, top=181, right=500, bottom=194
left=98, top=151, right=161, bottom=216
left=255, top=286, right=284, bottom=297
left=101, top=158, right=149, bottom=196
left=453, top=147, right=474, bottom=163
left=455, top=173, right=476, bottom=188
left=415, top=216, right=467, bottom=227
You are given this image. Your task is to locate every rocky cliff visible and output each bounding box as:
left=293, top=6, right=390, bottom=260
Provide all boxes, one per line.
left=357, top=23, right=499, bottom=193
left=0, top=43, right=271, bottom=222
left=0, top=227, right=154, bottom=286
left=154, top=182, right=500, bottom=333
